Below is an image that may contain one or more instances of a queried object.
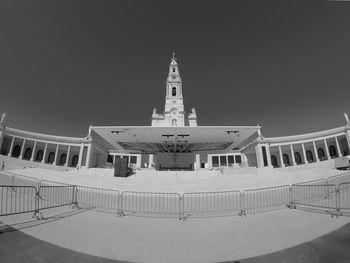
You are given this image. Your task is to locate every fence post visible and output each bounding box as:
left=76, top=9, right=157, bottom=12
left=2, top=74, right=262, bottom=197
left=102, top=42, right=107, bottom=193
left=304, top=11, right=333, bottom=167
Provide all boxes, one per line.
left=72, top=186, right=78, bottom=208
left=179, top=194, right=184, bottom=221
left=287, top=186, right=295, bottom=209
left=239, top=191, right=245, bottom=216
left=336, top=185, right=341, bottom=216
left=32, top=186, right=43, bottom=220
left=117, top=192, right=124, bottom=216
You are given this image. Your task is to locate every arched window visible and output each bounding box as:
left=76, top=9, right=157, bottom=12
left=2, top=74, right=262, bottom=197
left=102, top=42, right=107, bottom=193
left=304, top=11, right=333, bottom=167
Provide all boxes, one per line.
left=12, top=145, right=21, bottom=158
left=306, top=150, right=314, bottom=163
left=283, top=154, right=290, bottom=166
left=71, top=154, right=79, bottom=167
left=172, top=67, right=175, bottom=73
left=294, top=152, right=302, bottom=164
left=317, top=148, right=326, bottom=160
left=172, top=87, right=176, bottom=96
left=329, top=145, right=337, bottom=158
left=36, top=150, right=43, bottom=162
left=59, top=153, right=67, bottom=165
left=172, top=119, right=177, bottom=126
left=23, top=148, right=32, bottom=160
left=271, top=155, right=278, bottom=168
left=47, top=152, right=55, bottom=164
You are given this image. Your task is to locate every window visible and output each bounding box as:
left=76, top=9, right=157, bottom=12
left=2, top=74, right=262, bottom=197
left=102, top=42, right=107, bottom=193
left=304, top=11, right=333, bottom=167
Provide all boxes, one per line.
left=172, top=67, right=175, bottom=73
left=107, top=155, right=113, bottom=163
left=130, top=156, right=137, bottom=164
left=235, top=155, right=242, bottom=163
left=262, top=146, right=268, bottom=166
left=220, top=155, right=227, bottom=166
left=228, top=155, right=234, bottom=166
left=212, top=156, right=219, bottom=167
left=172, top=87, right=176, bottom=96
left=271, top=155, right=278, bottom=168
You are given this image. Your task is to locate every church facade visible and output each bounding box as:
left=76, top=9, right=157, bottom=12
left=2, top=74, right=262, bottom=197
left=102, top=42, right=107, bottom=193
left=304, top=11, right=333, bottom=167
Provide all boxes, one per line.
left=1, top=55, right=350, bottom=172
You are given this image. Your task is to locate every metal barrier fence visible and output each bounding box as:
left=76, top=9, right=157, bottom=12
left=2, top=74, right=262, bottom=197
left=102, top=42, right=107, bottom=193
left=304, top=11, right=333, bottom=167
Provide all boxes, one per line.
left=76, top=186, right=119, bottom=211
left=338, top=183, right=350, bottom=214
left=120, top=191, right=181, bottom=217
left=290, top=184, right=338, bottom=212
left=327, top=172, right=350, bottom=187
left=182, top=191, right=241, bottom=218
left=0, top=186, right=37, bottom=216
left=242, top=185, right=290, bottom=214
left=1, top=171, right=350, bottom=219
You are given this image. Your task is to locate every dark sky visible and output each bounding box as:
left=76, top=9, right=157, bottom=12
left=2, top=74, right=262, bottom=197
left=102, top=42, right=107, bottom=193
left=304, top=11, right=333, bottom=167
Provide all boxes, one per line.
left=1, top=0, right=350, bottom=138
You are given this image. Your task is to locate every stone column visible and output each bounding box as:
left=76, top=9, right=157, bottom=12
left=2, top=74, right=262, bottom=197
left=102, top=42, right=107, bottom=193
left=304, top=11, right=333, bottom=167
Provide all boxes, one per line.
left=65, top=145, right=71, bottom=167
left=195, top=153, right=200, bottom=170
left=136, top=154, right=142, bottom=169
left=255, top=144, right=264, bottom=168
left=313, top=141, right=320, bottom=162
left=278, top=145, right=285, bottom=167
left=324, top=139, right=330, bottom=159
left=335, top=136, right=342, bottom=157
left=86, top=143, right=92, bottom=168
left=290, top=144, right=296, bottom=166
left=30, top=141, right=37, bottom=161
left=301, top=143, right=307, bottom=163
left=77, top=143, right=84, bottom=167
left=265, top=145, right=273, bottom=167
left=7, top=136, right=15, bottom=157
left=41, top=143, right=48, bottom=163
left=0, top=130, right=4, bottom=152
left=345, top=129, right=350, bottom=153
left=148, top=154, right=154, bottom=166
left=19, top=139, right=26, bottom=159
left=53, top=144, right=59, bottom=165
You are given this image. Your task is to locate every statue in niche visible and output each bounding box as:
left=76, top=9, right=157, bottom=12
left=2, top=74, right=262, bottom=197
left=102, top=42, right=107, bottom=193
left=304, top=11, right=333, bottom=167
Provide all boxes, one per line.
left=344, top=112, right=350, bottom=125
left=172, top=119, right=177, bottom=126
left=0, top=112, right=6, bottom=127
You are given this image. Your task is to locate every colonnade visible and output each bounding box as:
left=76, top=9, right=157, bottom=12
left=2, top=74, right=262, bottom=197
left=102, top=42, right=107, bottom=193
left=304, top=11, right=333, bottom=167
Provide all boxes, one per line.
left=0, top=135, right=91, bottom=168
left=266, top=134, right=350, bottom=168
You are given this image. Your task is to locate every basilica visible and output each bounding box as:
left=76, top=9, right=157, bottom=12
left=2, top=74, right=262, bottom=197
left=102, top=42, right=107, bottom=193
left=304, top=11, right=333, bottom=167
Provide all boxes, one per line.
left=0, top=55, right=350, bottom=172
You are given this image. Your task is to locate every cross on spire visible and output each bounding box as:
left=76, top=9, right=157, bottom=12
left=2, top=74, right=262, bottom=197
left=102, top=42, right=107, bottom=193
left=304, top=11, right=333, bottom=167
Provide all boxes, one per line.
left=172, top=52, right=176, bottom=60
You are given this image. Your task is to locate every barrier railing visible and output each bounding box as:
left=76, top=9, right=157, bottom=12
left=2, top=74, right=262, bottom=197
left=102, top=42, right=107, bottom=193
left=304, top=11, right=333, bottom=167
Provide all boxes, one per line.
left=120, top=191, right=181, bottom=218
left=1, top=171, right=350, bottom=219
left=0, top=186, right=37, bottom=216
left=327, top=172, right=350, bottom=187
left=338, top=183, right=350, bottom=215
left=182, top=191, right=241, bottom=218
left=76, top=186, right=119, bottom=211
left=242, top=185, right=290, bottom=214
left=38, top=185, right=77, bottom=210
left=290, top=184, right=338, bottom=213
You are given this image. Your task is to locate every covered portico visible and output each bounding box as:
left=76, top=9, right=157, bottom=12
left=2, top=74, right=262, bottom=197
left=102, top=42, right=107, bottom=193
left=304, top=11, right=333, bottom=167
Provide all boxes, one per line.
left=90, top=125, right=260, bottom=170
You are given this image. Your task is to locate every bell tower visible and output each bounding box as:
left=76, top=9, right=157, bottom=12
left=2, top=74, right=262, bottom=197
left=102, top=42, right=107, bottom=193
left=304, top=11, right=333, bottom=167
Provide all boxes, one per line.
left=151, top=53, right=197, bottom=127
left=163, top=53, right=185, bottom=126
